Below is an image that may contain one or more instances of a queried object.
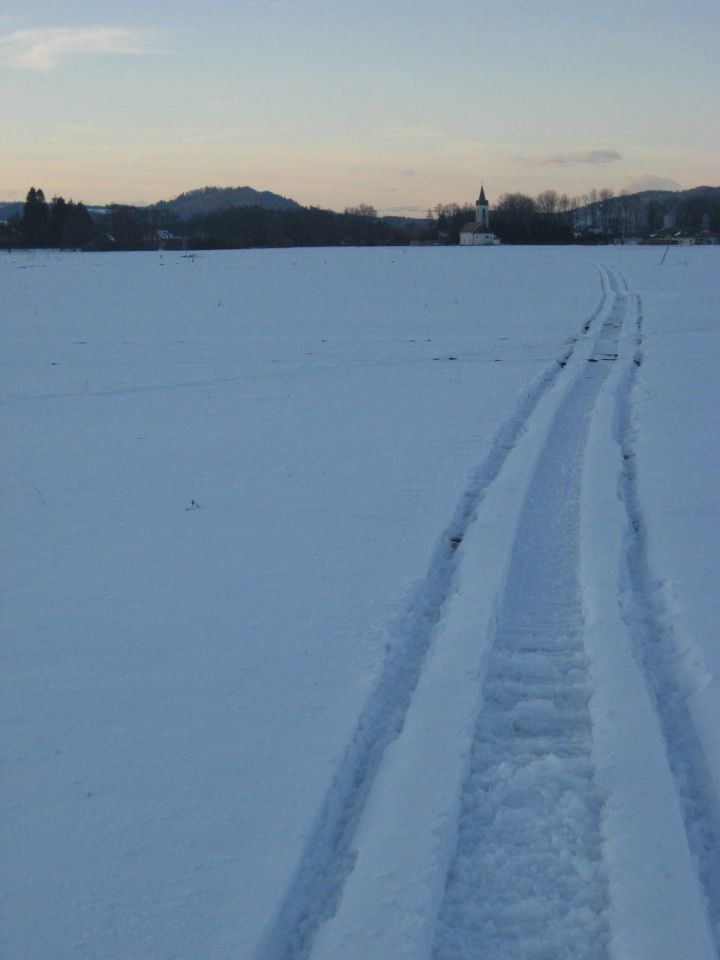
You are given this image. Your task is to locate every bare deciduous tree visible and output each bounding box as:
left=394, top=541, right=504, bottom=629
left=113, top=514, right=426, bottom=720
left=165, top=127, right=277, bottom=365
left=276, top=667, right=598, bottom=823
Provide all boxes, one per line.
left=536, top=190, right=559, bottom=216
left=344, top=204, right=378, bottom=218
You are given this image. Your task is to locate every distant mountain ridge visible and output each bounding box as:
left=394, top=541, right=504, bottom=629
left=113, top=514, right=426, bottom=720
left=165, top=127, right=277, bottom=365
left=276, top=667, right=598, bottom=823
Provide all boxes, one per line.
left=150, top=186, right=301, bottom=220
left=0, top=201, right=23, bottom=221
left=612, top=185, right=719, bottom=207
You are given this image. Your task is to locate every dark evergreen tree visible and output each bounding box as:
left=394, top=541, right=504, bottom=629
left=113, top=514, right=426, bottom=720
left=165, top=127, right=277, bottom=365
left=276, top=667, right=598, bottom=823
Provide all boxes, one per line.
left=106, top=205, right=151, bottom=249
left=48, top=196, right=69, bottom=246
left=63, top=202, right=96, bottom=248
left=21, top=187, right=50, bottom=245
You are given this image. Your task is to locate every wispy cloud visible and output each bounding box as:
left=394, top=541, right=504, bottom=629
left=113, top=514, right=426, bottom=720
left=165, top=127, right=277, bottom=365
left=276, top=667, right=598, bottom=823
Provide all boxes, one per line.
left=0, top=26, right=164, bottom=71
left=622, top=174, right=681, bottom=192
left=524, top=149, right=623, bottom=167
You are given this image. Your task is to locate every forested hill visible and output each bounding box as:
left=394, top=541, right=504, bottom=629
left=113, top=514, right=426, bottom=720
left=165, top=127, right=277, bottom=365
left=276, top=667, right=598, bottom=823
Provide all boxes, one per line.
left=149, top=186, right=301, bottom=219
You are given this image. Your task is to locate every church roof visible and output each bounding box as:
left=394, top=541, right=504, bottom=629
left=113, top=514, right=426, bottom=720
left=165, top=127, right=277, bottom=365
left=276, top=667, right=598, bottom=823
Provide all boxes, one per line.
left=460, top=221, right=493, bottom=234
left=477, top=185, right=488, bottom=205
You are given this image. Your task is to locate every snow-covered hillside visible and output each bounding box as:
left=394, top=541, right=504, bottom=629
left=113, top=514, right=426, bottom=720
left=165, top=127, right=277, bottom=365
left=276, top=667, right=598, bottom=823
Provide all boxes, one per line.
left=2, top=245, right=718, bottom=959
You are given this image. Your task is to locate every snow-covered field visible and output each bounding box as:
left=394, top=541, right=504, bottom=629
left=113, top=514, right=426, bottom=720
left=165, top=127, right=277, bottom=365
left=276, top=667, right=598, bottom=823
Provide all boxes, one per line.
left=2, top=245, right=718, bottom=960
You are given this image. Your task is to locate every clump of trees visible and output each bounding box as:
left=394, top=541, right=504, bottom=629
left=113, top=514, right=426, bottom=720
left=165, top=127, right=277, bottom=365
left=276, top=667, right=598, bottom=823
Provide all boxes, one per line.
left=426, top=193, right=574, bottom=244
left=344, top=203, right=378, bottom=218
left=492, top=192, right=574, bottom=243
left=5, top=187, right=97, bottom=248
left=427, top=204, right=475, bottom=243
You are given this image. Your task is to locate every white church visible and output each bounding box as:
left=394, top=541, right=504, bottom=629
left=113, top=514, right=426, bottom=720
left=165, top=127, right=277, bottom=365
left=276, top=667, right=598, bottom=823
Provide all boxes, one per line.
left=459, top=186, right=500, bottom=245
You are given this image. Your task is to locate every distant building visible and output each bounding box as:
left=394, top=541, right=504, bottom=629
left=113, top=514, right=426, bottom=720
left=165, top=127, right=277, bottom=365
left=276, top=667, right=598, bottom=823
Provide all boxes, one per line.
left=154, top=229, right=184, bottom=250
left=459, top=186, right=500, bottom=245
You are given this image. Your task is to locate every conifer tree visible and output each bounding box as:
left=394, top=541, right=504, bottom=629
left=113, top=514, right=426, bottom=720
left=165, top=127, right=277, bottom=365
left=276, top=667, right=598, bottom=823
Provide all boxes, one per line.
left=21, top=187, right=49, bottom=245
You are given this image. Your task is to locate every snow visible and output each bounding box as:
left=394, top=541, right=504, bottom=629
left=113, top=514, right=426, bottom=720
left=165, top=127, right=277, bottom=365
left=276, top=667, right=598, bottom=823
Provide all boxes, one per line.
left=579, top=277, right=717, bottom=960
left=2, top=245, right=718, bottom=959
left=615, top=249, right=720, bottom=826
left=312, top=329, right=582, bottom=960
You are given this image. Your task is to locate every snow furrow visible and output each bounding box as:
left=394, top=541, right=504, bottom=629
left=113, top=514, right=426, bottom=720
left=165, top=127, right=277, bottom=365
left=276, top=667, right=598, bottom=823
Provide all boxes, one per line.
left=616, top=293, right=720, bottom=952
left=433, top=271, right=626, bottom=960
left=252, top=273, right=611, bottom=960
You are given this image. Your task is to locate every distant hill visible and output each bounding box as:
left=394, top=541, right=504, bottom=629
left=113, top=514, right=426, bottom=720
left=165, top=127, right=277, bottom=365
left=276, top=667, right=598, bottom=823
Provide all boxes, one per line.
left=0, top=202, right=23, bottom=221
left=150, top=186, right=301, bottom=220
left=622, top=185, right=719, bottom=206
left=573, top=185, right=720, bottom=213
left=570, top=185, right=720, bottom=236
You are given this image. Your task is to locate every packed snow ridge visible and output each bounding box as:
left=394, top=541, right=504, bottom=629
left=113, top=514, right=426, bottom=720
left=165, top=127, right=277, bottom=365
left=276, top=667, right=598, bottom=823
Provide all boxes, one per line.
left=253, top=269, right=607, bottom=960
left=433, top=277, right=626, bottom=959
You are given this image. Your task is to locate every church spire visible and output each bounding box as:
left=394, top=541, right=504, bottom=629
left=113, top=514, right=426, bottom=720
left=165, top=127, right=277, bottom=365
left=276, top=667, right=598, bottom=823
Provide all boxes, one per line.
left=475, top=184, right=489, bottom=227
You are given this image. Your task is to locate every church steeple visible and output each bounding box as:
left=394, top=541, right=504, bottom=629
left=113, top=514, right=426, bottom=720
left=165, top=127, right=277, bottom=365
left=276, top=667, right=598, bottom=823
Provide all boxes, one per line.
left=475, top=184, right=489, bottom=227
left=459, top=182, right=499, bottom=244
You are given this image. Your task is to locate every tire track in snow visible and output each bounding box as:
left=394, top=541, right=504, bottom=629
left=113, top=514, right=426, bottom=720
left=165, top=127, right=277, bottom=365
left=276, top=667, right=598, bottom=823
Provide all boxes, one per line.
left=252, top=270, right=612, bottom=960
left=433, top=269, right=627, bottom=960
left=616, top=293, right=720, bottom=952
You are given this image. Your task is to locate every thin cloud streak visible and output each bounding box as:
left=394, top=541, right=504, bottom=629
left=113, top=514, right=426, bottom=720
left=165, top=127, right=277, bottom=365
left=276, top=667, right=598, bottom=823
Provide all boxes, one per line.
left=622, top=174, right=682, bottom=192
left=0, top=26, right=165, bottom=71
left=524, top=149, right=623, bottom=167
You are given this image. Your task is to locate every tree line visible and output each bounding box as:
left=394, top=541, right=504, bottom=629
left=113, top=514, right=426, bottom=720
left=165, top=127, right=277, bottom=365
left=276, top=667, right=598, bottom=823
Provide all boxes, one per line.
left=429, top=193, right=574, bottom=244
left=3, top=184, right=718, bottom=251
left=1, top=187, right=426, bottom=251
left=430, top=187, right=720, bottom=244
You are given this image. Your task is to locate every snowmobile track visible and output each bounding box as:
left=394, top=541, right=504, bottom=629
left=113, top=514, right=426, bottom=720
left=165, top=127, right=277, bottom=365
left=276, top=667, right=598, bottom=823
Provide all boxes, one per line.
left=433, top=268, right=627, bottom=960
left=616, top=294, right=720, bottom=952
left=252, top=269, right=612, bottom=960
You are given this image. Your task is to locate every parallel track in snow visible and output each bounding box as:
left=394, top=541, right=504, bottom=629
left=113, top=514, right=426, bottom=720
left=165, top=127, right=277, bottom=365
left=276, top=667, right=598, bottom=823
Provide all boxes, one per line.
left=616, top=292, right=720, bottom=952
left=256, top=265, right=720, bottom=960
left=252, top=271, right=612, bottom=960
left=433, top=270, right=626, bottom=960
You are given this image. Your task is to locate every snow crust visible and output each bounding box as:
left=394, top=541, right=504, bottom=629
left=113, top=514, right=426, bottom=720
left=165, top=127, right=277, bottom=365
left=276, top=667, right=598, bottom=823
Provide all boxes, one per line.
left=2, top=245, right=718, bottom=959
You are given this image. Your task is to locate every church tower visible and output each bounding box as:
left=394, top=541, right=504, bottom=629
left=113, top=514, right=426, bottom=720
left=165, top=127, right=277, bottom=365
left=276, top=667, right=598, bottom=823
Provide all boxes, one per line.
left=459, top=183, right=499, bottom=244
left=475, top=185, right=489, bottom=228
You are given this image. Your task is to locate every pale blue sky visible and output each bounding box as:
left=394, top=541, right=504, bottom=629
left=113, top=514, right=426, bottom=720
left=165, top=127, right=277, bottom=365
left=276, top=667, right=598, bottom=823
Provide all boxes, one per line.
left=1, top=0, right=718, bottom=211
